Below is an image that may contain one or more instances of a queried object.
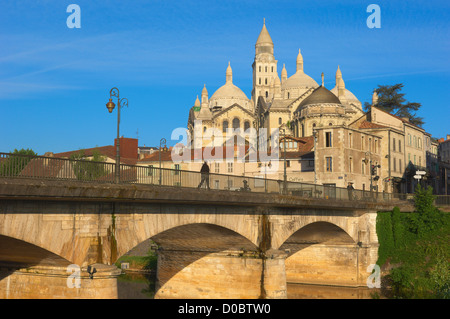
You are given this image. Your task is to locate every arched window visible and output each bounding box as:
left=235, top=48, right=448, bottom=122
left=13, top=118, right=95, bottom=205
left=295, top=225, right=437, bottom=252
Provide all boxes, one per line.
left=244, top=121, right=250, bottom=131
left=278, top=117, right=282, bottom=125
left=329, top=122, right=333, bottom=126
left=259, top=66, right=261, bottom=72
left=259, top=78, right=261, bottom=85
left=232, top=118, right=240, bottom=130
left=266, top=91, right=268, bottom=98
left=223, top=120, right=228, bottom=133
left=265, top=66, right=267, bottom=72
left=265, top=78, right=267, bottom=85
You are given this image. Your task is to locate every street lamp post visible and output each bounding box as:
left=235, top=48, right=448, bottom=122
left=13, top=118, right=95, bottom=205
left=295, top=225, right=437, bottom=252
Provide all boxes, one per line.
left=279, top=125, right=287, bottom=194
left=159, top=138, right=167, bottom=185
left=106, top=87, right=128, bottom=183
left=313, top=130, right=317, bottom=184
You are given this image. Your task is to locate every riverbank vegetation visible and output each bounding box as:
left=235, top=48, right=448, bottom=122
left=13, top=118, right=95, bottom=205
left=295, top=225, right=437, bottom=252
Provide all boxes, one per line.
left=376, top=185, right=449, bottom=299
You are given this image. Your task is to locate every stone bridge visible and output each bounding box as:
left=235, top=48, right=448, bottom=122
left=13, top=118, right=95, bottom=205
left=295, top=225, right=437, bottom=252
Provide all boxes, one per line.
left=0, top=178, right=414, bottom=299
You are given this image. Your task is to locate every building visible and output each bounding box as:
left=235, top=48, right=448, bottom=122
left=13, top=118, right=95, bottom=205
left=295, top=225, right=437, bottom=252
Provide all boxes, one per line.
left=438, top=135, right=450, bottom=194
left=180, top=21, right=439, bottom=194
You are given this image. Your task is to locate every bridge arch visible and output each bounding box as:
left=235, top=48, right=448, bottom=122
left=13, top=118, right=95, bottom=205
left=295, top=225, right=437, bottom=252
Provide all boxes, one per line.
left=272, top=214, right=359, bottom=250
left=114, top=213, right=259, bottom=261
left=279, top=221, right=360, bottom=287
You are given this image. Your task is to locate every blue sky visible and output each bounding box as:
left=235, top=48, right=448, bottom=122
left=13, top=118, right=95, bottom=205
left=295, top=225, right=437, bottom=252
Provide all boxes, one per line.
left=0, top=0, right=449, bottom=155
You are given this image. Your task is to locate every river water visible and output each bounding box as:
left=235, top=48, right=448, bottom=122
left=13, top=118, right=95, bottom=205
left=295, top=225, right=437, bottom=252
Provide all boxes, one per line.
left=116, top=272, right=381, bottom=299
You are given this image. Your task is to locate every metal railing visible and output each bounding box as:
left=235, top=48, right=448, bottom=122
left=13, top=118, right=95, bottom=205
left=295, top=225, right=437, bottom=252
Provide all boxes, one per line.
left=1, top=152, right=447, bottom=204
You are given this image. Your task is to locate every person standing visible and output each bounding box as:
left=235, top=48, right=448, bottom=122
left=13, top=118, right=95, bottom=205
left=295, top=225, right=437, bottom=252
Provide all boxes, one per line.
left=198, top=161, right=210, bottom=190
left=347, top=182, right=354, bottom=200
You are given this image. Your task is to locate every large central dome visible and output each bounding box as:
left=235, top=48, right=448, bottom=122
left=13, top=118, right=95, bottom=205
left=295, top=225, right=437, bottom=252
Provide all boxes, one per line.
left=282, top=71, right=319, bottom=89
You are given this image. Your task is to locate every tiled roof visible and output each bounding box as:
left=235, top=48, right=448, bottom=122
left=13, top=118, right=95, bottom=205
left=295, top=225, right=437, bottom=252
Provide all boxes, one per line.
left=359, top=120, right=388, bottom=129
left=372, top=106, right=423, bottom=130
left=54, top=145, right=138, bottom=165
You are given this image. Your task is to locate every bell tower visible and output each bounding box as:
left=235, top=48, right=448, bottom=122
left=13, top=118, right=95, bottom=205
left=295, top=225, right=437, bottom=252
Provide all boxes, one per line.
left=252, top=19, right=278, bottom=104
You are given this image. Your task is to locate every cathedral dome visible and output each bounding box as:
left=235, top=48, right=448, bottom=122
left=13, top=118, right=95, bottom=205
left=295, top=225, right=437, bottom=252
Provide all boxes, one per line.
left=282, top=71, right=319, bottom=90
left=209, top=62, right=250, bottom=109
left=330, top=87, right=360, bottom=105
left=297, top=85, right=341, bottom=108
left=210, top=83, right=249, bottom=101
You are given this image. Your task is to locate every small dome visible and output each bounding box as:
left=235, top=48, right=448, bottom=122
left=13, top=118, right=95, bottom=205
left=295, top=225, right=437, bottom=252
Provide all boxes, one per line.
left=209, top=62, right=250, bottom=109
left=298, top=86, right=341, bottom=108
left=330, top=87, right=360, bottom=105
left=210, top=83, right=249, bottom=102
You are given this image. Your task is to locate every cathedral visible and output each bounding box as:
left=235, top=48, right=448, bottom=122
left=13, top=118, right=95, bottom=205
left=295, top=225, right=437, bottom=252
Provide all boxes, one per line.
left=187, top=20, right=365, bottom=148
left=180, top=20, right=434, bottom=194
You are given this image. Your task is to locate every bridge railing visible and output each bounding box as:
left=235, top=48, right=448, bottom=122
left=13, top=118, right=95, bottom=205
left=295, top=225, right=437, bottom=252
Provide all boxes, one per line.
left=0, top=152, right=440, bottom=204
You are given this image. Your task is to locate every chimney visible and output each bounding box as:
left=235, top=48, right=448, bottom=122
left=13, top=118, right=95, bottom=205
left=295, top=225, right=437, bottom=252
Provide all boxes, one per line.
left=114, top=137, right=138, bottom=159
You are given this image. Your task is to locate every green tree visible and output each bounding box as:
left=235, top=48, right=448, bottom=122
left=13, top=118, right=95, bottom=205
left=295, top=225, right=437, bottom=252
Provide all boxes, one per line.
left=0, top=148, right=37, bottom=176
left=408, top=184, right=444, bottom=237
left=70, top=149, right=108, bottom=181
left=364, top=83, right=424, bottom=127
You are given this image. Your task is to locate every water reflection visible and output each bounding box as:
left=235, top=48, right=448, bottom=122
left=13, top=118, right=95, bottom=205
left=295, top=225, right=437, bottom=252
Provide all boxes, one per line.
left=117, top=272, right=380, bottom=299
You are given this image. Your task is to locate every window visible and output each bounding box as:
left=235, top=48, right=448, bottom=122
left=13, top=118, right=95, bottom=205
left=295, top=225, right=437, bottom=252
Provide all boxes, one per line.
left=259, top=66, right=261, bottom=72
left=414, top=155, right=416, bottom=165
left=215, top=163, right=220, bottom=173
left=349, top=157, right=353, bottom=172
left=408, top=134, right=412, bottom=146
left=329, top=122, right=333, bottom=126
left=393, top=138, right=396, bottom=151
left=244, top=121, right=250, bottom=131
left=418, top=138, right=422, bottom=149
left=419, top=156, right=422, bottom=167
left=326, top=157, right=332, bottom=172
left=271, top=66, right=273, bottom=72
left=265, top=91, right=268, bottom=98
left=349, top=133, right=353, bottom=148
left=148, top=165, right=154, bottom=176
left=286, top=160, right=290, bottom=168
left=223, top=120, right=228, bottom=133
left=399, top=140, right=401, bottom=152
left=361, top=136, right=365, bottom=150
left=362, top=161, right=365, bottom=175
left=203, top=126, right=207, bottom=132
left=414, top=136, right=417, bottom=148
left=325, top=132, right=332, bottom=147
left=232, top=118, right=240, bottom=130
left=227, top=162, right=233, bottom=173
left=287, top=92, right=290, bottom=99
left=393, top=158, right=396, bottom=172
left=259, top=78, right=261, bottom=85
left=265, top=66, right=267, bottom=72
left=408, top=153, right=411, bottom=163
left=369, top=138, right=372, bottom=152
left=174, top=164, right=180, bottom=175
left=374, top=139, right=377, bottom=153
left=265, top=78, right=267, bottom=85
left=278, top=117, right=282, bottom=125
left=399, top=159, right=402, bottom=172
